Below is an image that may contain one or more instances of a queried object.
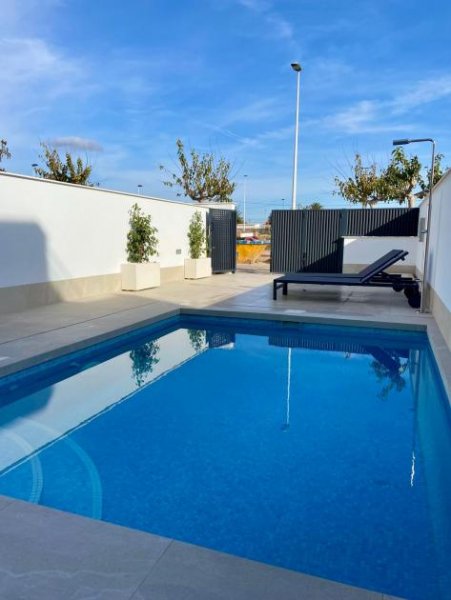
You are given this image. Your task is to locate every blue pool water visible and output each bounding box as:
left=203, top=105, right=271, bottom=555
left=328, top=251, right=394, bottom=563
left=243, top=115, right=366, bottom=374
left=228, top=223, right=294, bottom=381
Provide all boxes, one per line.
left=0, top=316, right=450, bottom=599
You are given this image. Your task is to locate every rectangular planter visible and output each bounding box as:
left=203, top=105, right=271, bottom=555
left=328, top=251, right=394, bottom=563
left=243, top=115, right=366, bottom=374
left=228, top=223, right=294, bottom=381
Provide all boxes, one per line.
left=121, top=262, right=160, bottom=291
left=184, top=257, right=212, bottom=280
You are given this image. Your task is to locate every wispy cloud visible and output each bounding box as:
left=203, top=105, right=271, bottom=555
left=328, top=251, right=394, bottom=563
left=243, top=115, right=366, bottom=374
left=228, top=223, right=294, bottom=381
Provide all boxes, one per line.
left=236, top=0, right=295, bottom=42
left=0, top=37, right=90, bottom=116
left=317, top=74, right=451, bottom=135
left=49, top=136, right=103, bottom=151
left=320, top=101, right=368, bottom=132
left=236, top=0, right=270, bottom=12
left=265, top=14, right=294, bottom=40
left=391, top=75, right=451, bottom=114
left=237, top=125, right=293, bottom=148
left=0, top=38, right=83, bottom=87
left=1, top=0, right=65, bottom=33
left=220, top=97, right=283, bottom=127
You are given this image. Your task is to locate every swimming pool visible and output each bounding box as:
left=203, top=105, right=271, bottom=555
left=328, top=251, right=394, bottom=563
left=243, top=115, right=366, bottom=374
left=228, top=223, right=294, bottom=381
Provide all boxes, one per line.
left=0, top=315, right=449, bottom=599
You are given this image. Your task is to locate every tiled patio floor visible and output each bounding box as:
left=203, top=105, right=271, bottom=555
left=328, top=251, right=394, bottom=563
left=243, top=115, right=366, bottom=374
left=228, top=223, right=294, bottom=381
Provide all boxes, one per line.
left=0, top=267, right=447, bottom=599
left=0, top=267, right=434, bottom=377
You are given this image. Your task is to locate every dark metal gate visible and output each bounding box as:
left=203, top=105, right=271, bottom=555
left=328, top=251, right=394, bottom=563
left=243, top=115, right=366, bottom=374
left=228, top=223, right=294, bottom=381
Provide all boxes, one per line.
left=207, top=208, right=237, bottom=273
left=271, top=207, right=419, bottom=273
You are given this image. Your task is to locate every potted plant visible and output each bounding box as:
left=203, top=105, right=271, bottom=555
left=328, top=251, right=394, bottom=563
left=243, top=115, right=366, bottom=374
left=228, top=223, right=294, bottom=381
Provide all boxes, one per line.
left=185, top=211, right=212, bottom=279
left=121, top=203, right=160, bottom=290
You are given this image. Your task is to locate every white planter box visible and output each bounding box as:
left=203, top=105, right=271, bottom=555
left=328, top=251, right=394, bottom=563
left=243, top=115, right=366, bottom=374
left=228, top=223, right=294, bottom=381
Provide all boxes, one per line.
left=184, top=257, right=212, bottom=279
left=121, top=262, right=160, bottom=291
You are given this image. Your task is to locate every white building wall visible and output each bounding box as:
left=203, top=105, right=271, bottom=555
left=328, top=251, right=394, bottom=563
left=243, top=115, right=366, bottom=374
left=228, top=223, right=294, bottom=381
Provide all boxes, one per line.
left=342, top=236, right=417, bottom=273
left=0, top=173, right=211, bottom=288
left=415, top=199, right=428, bottom=276
left=416, top=170, right=451, bottom=347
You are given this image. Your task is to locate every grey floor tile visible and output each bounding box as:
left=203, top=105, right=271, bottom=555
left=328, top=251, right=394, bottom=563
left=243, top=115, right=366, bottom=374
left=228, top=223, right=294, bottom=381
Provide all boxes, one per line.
left=0, top=494, right=13, bottom=510
left=132, top=541, right=383, bottom=600
left=0, top=499, right=171, bottom=600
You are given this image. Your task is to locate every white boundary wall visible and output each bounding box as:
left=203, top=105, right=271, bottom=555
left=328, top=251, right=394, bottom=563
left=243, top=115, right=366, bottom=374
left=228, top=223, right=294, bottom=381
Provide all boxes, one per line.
left=0, top=172, right=221, bottom=289
left=416, top=170, right=451, bottom=347
left=342, top=236, right=417, bottom=273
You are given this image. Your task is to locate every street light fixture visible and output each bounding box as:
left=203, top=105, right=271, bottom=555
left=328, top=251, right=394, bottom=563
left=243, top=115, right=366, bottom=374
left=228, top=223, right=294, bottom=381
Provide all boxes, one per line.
left=31, top=163, right=38, bottom=174
left=137, top=184, right=143, bottom=195
left=392, top=138, right=436, bottom=313
left=291, top=62, right=302, bottom=210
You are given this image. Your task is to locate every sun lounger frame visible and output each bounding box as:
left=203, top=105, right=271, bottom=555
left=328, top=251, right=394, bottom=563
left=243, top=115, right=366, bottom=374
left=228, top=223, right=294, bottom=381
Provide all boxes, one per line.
left=272, top=250, right=421, bottom=308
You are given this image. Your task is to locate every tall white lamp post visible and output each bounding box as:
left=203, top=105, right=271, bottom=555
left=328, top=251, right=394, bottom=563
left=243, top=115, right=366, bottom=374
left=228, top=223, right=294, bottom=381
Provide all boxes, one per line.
left=291, top=62, right=302, bottom=210
left=393, top=138, right=436, bottom=313
left=243, top=174, right=248, bottom=234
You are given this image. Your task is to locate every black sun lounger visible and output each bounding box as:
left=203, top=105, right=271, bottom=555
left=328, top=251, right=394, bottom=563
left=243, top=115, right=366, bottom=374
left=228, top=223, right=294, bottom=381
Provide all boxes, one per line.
left=273, top=249, right=421, bottom=308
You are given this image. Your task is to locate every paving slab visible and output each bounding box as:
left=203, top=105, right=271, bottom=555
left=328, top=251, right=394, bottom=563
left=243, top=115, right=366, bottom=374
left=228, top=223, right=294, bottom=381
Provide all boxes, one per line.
left=132, top=540, right=393, bottom=600
left=0, top=499, right=171, bottom=600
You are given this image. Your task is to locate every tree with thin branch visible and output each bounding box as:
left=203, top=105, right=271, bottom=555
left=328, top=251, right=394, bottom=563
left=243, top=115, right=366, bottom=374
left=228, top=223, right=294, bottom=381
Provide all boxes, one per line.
left=34, top=143, right=93, bottom=185
left=334, top=150, right=446, bottom=208
left=334, top=153, right=388, bottom=208
left=0, top=139, right=11, bottom=172
left=160, top=139, right=235, bottom=203
left=384, top=148, right=444, bottom=207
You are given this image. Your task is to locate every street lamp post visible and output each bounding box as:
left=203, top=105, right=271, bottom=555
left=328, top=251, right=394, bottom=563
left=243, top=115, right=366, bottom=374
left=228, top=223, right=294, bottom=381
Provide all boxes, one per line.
left=243, top=174, right=248, bottom=234
left=137, top=184, right=143, bottom=195
left=291, top=62, right=302, bottom=210
left=393, top=138, right=436, bottom=313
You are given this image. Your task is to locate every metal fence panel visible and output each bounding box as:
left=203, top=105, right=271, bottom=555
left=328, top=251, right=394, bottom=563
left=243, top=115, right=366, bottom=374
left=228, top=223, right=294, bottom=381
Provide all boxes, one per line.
left=270, top=207, right=419, bottom=273
left=208, top=209, right=237, bottom=273
left=301, top=209, right=344, bottom=272
left=270, top=210, right=304, bottom=273
left=346, top=207, right=419, bottom=236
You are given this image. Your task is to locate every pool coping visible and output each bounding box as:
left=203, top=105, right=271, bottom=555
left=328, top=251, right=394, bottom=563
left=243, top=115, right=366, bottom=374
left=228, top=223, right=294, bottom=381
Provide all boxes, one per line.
left=0, top=304, right=449, bottom=599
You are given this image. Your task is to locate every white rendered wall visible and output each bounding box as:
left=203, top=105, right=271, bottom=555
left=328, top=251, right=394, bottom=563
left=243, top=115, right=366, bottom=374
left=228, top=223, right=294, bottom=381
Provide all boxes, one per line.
left=416, top=170, right=451, bottom=330
left=415, top=199, right=427, bottom=276
left=342, top=236, right=418, bottom=271
left=0, top=173, right=213, bottom=288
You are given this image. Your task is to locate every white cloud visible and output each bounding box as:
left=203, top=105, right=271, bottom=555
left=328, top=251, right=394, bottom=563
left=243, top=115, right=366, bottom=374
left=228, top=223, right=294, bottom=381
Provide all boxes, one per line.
left=236, top=0, right=295, bottom=42
left=0, top=38, right=89, bottom=114
left=221, top=97, right=282, bottom=126
left=0, top=38, right=79, bottom=84
left=324, top=100, right=376, bottom=133
left=49, top=137, right=103, bottom=151
left=236, top=125, right=293, bottom=148
left=317, top=73, right=451, bottom=135
left=265, top=14, right=294, bottom=40
left=0, top=1, right=66, bottom=37
left=236, top=0, right=270, bottom=12
left=391, top=75, right=451, bottom=114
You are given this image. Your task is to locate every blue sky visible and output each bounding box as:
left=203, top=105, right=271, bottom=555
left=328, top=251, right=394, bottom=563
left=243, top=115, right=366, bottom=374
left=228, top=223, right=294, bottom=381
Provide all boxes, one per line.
left=2, top=0, right=451, bottom=222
